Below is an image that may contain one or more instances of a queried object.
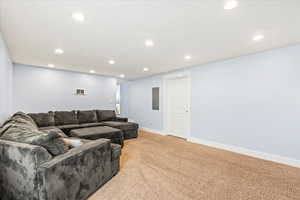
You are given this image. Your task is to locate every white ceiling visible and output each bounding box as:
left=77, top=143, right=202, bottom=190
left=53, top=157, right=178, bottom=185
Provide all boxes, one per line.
left=1, top=0, right=300, bottom=79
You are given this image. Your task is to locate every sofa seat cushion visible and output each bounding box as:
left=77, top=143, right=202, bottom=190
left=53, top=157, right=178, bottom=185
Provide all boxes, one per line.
left=103, top=121, right=139, bottom=131
left=57, top=124, right=81, bottom=130
left=57, top=122, right=104, bottom=130
left=77, top=110, right=98, bottom=124
left=96, top=110, right=116, bottom=122
left=54, top=111, right=78, bottom=126
left=28, top=112, right=55, bottom=127
left=39, top=126, right=68, bottom=138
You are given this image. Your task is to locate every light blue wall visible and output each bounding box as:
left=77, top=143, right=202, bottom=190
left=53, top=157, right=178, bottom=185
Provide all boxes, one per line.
left=121, top=76, right=163, bottom=130
left=190, top=45, right=300, bottom=160
left=14, top=64, right=118, bottom=113
left=0, top=31, right=13, bottom=123
left=121, top=44, right=300, bottom=160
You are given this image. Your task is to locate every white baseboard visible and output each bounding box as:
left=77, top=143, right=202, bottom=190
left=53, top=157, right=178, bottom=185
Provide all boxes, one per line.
left=140, top=127, right=168, bottom=136
left=188, top=137, right=300, bottom=169
left=139, top=128, right=300, bottom=169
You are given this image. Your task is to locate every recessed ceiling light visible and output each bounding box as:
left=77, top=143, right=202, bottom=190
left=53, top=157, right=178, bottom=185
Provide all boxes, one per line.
left=145, top=39, right=154, bottom=47
left=143, top=67, right=149, bottom=72
left=120, top=74, right=125, bottom=78
left=54, top=48, right=64, bottom=55
left=108, top=60, right=116, bottom=65
left=72, top=12, right=85, bottom=22
left=184, top=55, right=192, bottom=60
left=48, top=64, right=55, bottom=68
left=89, top=70, right=95, bottom=73
left=224, top=0, right=238, bottom=10
left=253, top=34, right=264, bottom=41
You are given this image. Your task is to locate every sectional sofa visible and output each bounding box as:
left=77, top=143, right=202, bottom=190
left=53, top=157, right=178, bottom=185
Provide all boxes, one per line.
left=0, top=110, right=138, bottom=200
left=28, top=110, right=139, bottom=139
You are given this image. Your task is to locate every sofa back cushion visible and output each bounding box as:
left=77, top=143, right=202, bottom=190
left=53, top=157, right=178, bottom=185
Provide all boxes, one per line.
left=96, top=110, right=116, bottom=122
left=77, top=110, right=98, bottom=124
left=28, top=112, right=55, bottom=127
left=54, top=111, right=78, bottom=126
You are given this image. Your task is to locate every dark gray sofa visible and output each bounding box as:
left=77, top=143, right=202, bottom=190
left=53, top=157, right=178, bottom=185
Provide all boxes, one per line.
left=28, top=110, right=139, bottom=139
left=0, top=112, right=122, bottom=200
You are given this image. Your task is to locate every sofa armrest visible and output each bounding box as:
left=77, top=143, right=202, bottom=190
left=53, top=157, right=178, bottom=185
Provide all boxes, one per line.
left=38, top=139, right=113, bottom=200
left=115, top=117, right=128, bottom=122
left=0, top=139, right=52, bottom=200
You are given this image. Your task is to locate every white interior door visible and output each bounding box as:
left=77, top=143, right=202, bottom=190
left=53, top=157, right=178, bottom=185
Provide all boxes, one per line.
left=166, top=77, right=190, bottom=138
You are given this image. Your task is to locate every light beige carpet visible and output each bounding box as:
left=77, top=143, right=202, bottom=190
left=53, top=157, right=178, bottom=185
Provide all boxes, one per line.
left=89, top=131, right=300, bottom=200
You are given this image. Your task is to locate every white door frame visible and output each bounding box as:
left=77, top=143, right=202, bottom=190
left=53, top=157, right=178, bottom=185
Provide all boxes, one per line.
left=163, top=71, right=191, bottom=139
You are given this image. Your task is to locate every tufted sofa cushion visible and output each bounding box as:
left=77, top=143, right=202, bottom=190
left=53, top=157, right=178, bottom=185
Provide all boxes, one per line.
left=96, top=110, right=116, bottom=122
left=28, top=112, right=55, bottom=127
left=77, top=110, right=98, bottom=124
left=54, top=111, right=78, bottom=126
